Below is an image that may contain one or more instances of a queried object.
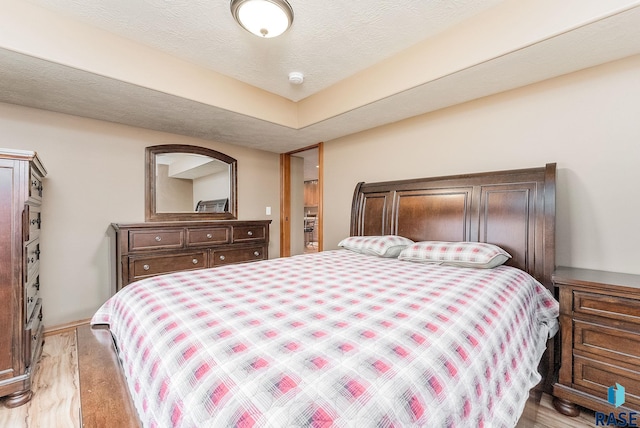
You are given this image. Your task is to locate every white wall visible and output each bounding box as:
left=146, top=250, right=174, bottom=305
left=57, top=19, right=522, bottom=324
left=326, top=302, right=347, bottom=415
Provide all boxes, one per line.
left=324, top=55, right=640, bottom=275
left=156, top=164, right=193, bottom=212
left=0, top=103, right=280, bottom=327
left=193, top=170, right=230, bottom=207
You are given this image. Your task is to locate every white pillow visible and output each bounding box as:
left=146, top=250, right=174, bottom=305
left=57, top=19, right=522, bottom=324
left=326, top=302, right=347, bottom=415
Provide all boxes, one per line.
left=398, top=241, right=511, bottom=268
left=338, top=235, right=414, bottom=258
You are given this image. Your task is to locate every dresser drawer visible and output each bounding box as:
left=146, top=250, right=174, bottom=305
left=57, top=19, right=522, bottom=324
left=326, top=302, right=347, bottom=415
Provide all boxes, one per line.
left=25, top=274, right=40, bottom=323
left=212, top=246, right=266, bottom=266
left=187, top=227, right=230, bottom=246
left=24, top=299, right=43, bottom=368
left=574, top=319, right=640, bottom=366
left=574, top=291, right=640, bottom=326
left=113, top=220, right=270, bottom=289
left=24, top=240, right=40, bottom=284
left=232, top=225, right=266, bottom=242
left=130, top=251, right=207, bottom=280
left=129, top=230, right=184, bottom=251
left=573, top=354, right=640, bottom=410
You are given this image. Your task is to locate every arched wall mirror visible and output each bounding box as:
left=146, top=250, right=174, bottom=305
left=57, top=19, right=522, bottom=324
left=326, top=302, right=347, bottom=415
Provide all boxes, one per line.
left=145, top=144, right=237, bottom=221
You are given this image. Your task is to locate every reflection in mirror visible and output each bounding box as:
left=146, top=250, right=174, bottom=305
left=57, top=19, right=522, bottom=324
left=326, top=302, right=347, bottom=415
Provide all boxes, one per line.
left=146, top=145, right=237, bottom=221
left=155, top=153, right=230, bottom=213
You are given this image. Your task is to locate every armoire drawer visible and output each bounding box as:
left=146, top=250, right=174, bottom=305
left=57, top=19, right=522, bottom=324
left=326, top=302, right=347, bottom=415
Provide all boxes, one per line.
left=26, top=205, right=42, bottom=242
left=129, top=251, right=208, bottom=280
left=25, top=274, right=40, bottom=323
left=24, top=299, right=43, bottom=368
left=129, top=229, right=184, bottom=251
left=574, top=290, right=640, bottom=326
left=212, top=246, right=266, bottom=266
left=24, top=239, right=40, bottom=283
left=233, top=225, right=266, bottom=242
left=187, top=227, right=230, bottom=246
left=29, top=171, right=43, bottom=201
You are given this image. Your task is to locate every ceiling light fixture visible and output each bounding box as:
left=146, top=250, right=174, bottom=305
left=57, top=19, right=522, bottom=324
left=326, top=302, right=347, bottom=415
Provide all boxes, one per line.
left=230, top=0, right=294, bottom=38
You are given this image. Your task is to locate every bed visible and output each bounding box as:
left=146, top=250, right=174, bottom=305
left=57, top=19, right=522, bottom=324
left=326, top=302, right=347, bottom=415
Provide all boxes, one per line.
left=82, top=163, right=558, bottom=427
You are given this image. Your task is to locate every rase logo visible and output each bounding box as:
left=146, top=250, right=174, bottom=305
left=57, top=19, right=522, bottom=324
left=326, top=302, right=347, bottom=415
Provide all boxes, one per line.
left=609, top=383, right=626, bottom=408
left=595, top=383, right=638, bottom=427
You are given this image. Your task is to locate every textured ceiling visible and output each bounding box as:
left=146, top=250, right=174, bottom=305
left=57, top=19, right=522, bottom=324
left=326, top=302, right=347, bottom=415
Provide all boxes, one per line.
left=2, top=1, right=640, bottom=153
left=22, top=0, right=504, bottom=101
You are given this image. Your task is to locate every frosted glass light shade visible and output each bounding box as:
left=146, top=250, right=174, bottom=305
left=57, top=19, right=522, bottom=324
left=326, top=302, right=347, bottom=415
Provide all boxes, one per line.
left=230, top=0, right=294, bottom=38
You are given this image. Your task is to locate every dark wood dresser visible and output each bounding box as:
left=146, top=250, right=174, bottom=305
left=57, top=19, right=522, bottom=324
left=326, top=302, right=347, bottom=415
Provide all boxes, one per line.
left=112, top=220, right=271, bottom=290
left=0, top=149, right=46, bottom=407
left=553, top=266, right=640, bottom=417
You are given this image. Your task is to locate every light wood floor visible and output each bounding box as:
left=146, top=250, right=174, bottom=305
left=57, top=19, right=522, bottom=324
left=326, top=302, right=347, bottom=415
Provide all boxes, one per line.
left=0, top=331, right=80, bottom=427
left=1, top=328, right=595, bottom=428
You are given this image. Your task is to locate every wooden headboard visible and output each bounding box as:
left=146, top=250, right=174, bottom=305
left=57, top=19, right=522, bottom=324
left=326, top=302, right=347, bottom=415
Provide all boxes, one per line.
left=350, top=163, right=556, bottom=288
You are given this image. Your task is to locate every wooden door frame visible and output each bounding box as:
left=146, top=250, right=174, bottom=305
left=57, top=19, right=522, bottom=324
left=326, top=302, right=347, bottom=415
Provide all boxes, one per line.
left=280, top=142, right=323, bottom=257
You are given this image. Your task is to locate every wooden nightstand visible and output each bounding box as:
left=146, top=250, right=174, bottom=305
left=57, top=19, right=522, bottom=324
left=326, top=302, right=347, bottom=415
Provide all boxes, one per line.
left=552, top=266, right=640, bottom=417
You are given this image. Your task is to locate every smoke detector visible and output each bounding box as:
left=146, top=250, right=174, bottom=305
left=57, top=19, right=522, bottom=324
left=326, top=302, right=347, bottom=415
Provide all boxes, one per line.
left=288, top=72, right=304, bottom=85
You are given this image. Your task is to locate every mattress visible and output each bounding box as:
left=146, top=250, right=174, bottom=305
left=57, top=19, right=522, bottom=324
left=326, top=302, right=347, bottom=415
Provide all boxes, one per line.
left=92, top=250, right=559, bottom=428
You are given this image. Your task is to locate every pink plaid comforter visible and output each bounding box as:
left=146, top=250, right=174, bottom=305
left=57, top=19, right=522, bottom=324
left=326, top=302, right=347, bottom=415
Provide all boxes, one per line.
left=92, top=250, right=558, bottom=428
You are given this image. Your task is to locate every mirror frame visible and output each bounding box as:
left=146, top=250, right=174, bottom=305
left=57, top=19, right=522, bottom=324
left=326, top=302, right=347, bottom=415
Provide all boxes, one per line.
left=145, top=144, right=238, bottom=221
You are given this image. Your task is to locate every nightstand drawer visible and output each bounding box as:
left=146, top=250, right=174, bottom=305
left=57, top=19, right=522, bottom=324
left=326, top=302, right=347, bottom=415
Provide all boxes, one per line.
left=574, top=319, right=640, bottom=366
left=130, top=251, right=207, bottom=280
left=574, top=291, right=640, bottom=326
left=553, top=267, right=640, bottom=416
left=574, top=354, right=640, bottom=410
left=129, top=230, right=184, bottom=251
left=212, top=246, right=266, bottom=266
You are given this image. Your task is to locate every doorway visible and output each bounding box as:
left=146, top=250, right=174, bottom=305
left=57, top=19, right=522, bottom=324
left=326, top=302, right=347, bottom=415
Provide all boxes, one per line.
left=280, top=143, right=323, bottom=257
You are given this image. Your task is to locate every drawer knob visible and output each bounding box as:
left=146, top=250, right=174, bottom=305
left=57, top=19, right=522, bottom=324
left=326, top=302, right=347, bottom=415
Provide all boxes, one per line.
left=247, top=231, right=253, bottom=236
left=155, top=236, right=162, bottom=242
left=254, top=251, right=260, bottom=256
left=34, top=281, right=40, bottom=291
left=206, top=233, right=213, bottom=239
left=192, top=258, right=199, bottom=264
left=143, top=264, right=150, bottom=271
left=32, top=334, right=38, bottom=341
left=219, top=255, right=226, bottom=261
left=28, top=297, right=34, bottom=303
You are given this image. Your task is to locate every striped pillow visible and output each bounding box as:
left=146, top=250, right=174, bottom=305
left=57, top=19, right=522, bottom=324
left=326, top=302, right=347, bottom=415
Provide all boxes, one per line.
left=398, top=241, right=511, bottom=268
left=338, top=235, right=414, bottom=258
